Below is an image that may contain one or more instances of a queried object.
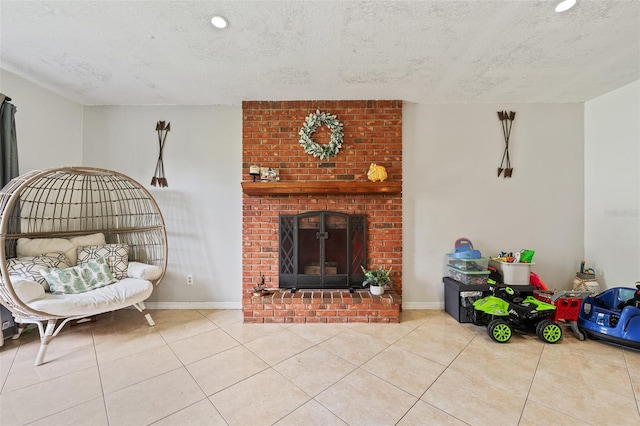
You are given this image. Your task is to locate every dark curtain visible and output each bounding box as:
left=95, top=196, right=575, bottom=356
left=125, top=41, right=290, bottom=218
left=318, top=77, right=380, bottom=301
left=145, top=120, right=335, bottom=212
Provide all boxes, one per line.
left=0, top=99, right=19, bottom=339
left=0, top=101, right=19, bottom=186
left=0, top=99, right=20, bottom=244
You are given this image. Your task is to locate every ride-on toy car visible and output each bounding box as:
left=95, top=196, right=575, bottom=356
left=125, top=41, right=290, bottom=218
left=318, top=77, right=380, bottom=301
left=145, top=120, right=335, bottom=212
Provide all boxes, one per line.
left=577, top=283, right=640, bottom=349
left=471, top=284, right=562, bottom=343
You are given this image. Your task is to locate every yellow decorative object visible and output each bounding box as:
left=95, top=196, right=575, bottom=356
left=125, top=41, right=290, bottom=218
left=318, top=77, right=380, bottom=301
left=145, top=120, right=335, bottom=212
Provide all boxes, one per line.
left=367, top=163, right=388, bottom=182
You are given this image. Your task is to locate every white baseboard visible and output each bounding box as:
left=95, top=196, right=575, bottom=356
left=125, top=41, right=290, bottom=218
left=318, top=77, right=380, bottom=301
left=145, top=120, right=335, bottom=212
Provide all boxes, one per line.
left=144, top=302, right=242, bottom=310
left=402, top=302, right=444, bottom=310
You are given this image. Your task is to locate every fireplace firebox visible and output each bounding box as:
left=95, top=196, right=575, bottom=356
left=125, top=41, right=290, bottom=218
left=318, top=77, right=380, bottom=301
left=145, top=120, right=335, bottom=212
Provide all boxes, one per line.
left=279, top=211, right=366, bottom=291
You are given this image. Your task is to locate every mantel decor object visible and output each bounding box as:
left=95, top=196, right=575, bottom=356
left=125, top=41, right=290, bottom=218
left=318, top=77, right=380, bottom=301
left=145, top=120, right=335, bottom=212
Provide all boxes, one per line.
left=249, top=165, right=261, bottom=181
left=260, top=167, right=279, bottom=182
left=367, top=163, right=388, bottom=182
left=253, top=273, right=271, bottom=297
left=298, top=110, right=344, bottom=160
left=497, top=111, right=516, bottom=178
left=151, top=120, right=170, bottom=187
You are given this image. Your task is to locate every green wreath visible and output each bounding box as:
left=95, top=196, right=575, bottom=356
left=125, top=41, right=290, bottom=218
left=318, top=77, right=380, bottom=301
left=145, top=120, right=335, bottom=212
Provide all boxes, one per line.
left=298, top=110, right=344, bottom=160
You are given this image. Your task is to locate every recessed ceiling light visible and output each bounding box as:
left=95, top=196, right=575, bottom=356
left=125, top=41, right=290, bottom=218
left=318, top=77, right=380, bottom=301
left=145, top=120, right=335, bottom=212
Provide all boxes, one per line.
left=555, top=0, right=577, bottom=12
left=211, top=15, right=228, bottom=29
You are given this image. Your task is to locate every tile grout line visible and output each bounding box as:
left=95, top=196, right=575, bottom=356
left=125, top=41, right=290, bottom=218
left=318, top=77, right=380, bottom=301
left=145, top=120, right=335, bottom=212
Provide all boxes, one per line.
left=518, top=342, right=610, bottom=424
left=0, top=332, right=81, bottom=426
left=314, top=315, right=471, bottom=425
left=517, top=341, right=546, bottom=424
left=207, top=321, right=315, bottom=425
left=89, top=322, right=111, bottom=426
left=164, top=316, right=241, bottom=424
left=176, top=316, right=284, bottom=409
left=622, top=349, right=640, bottom=416
left=139, top=315, right=222, bottom=424
left=148, top=397, right=221, bottom=426
left=94, top=312, right=209, bottom=423
left=0, top=339, right=19, bottom=395
left=401, top=331, right=478, bottom=426
left=240, top=326, right=357, bottom=425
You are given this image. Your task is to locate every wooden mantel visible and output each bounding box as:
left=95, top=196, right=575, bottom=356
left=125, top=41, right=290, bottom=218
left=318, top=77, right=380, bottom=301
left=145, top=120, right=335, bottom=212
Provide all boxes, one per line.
left=241, top=181, right=402, bottom=196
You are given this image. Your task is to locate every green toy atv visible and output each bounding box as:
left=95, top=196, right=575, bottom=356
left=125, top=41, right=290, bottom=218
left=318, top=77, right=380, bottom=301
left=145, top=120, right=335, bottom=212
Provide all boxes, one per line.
left=471, top=285, right=562, bottom=343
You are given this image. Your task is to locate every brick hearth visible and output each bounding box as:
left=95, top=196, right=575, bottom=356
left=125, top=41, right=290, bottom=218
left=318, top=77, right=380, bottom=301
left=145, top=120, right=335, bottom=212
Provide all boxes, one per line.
left=244, top=290, right=401, bottom=323
left=242, top=100, right=402, bottom=323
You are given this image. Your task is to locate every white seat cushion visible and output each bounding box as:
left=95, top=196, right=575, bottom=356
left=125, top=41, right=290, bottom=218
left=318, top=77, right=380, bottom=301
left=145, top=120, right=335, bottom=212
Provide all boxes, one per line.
left=27, top=278, right=153, bottom=317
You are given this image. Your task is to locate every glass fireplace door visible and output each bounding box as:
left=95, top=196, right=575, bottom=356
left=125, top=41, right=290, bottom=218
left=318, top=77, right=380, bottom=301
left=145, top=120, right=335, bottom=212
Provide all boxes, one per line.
left=279, top=211, right=366, bottom=290
left=296, top=213, right=323, bottom=287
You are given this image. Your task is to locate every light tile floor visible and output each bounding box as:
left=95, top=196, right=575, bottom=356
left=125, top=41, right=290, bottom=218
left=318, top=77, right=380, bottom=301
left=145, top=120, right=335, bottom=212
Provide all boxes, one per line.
left=1, top=309, right=639, bottom=425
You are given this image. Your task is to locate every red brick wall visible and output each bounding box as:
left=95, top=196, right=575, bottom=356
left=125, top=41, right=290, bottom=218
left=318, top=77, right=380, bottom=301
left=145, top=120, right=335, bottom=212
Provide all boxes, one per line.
left=242, top=100, right=403, bottom=304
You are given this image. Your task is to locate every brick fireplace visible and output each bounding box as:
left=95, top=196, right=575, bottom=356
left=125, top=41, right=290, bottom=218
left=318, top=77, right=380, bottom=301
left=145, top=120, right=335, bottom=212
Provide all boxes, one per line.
left=242, top=100, right=402, bottom=323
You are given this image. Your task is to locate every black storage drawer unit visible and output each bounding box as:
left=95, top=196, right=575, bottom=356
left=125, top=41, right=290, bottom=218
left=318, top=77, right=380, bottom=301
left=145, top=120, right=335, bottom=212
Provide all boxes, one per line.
left=443, top=277, right=534, bottom=323
left=443, top=277, right=490, bottom=323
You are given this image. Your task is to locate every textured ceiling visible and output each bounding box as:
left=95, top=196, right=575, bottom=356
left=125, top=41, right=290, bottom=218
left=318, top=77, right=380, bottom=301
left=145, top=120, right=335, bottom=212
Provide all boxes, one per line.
left=1, top=0, right=639, bottom=106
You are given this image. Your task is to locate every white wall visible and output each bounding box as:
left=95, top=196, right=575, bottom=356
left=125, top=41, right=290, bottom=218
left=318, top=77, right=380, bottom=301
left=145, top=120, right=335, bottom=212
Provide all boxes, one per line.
left=0, top=69, right=82, bottom=172
left=585, top=81, right=640, bottom=288
left=403, top=103, right=585, bottom=308
left=2, top=69, right=595, bottom=308
left=82, top=106, right=242, bottom=307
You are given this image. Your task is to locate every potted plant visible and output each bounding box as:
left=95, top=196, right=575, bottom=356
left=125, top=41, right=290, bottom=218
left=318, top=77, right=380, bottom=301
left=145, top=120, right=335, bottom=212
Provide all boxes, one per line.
left=361, top=265, right=392, bottom=295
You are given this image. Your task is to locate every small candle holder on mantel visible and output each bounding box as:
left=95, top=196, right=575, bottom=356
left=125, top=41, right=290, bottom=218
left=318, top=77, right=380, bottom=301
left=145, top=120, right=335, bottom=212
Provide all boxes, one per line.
left=249, top=165, right=261, bottom=182
left=253, top=273, right=272, bottom=297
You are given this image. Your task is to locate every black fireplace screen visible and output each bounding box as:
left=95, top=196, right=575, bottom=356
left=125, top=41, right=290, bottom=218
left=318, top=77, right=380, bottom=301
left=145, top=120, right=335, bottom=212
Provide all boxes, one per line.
left=279, top=211, right=366, bottom=290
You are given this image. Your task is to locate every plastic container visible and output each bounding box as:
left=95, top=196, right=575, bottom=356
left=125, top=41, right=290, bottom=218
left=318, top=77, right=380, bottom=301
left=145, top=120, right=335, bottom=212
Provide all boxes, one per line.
left=460, top=291, right=483, bottom=307
left=446, top=266, right=490, bottom=285
left=489, top=260, right=534, bottom=285
left=447, top=256, right=489, bottom=272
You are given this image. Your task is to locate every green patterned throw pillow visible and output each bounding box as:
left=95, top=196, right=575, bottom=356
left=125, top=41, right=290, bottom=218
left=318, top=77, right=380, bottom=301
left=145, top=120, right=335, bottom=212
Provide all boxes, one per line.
left=81, top=257, right=117, bottom=288
left=40, top=257, right=117, bottom=294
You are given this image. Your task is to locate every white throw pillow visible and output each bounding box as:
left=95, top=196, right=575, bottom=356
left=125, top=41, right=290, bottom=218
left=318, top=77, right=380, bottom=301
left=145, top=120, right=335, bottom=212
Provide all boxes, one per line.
left=13, top=280, right=46, bottom=303
left=69, top=233, right=106, bottom=250
left=17, top=238, right=76, bottom=265
left=127, top=262, right=163, bottom=281
left=16, top=233, right=106, bottom=266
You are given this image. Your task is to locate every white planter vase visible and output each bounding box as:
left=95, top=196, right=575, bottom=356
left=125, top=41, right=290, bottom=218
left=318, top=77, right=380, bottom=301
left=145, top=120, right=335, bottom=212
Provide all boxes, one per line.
left=369, top=285, right=385, bottom=296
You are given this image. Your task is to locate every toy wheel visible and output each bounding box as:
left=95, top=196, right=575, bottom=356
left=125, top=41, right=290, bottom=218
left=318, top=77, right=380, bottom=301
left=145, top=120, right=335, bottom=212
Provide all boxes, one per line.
left=536, top=320, right=563, bottom=343
left=487, top=319, right=512, bottom=343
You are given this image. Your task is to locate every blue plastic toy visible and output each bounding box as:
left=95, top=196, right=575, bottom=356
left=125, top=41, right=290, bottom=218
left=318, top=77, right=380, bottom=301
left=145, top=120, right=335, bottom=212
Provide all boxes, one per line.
left=450, top=237, right=481, bottom=259
left=577, top=284, right=640, bottom=349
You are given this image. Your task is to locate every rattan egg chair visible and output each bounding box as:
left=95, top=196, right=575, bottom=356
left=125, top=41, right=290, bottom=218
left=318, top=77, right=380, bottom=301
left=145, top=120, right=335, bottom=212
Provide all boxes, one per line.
left=0, top=167, right=167, bottom=365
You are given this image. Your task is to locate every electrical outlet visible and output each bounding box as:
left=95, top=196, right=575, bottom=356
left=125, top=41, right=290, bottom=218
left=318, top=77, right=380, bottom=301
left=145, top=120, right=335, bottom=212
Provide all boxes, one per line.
left=186, top=275, right=194, bottom=285
left=2, top=321, right=11, bottom=331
